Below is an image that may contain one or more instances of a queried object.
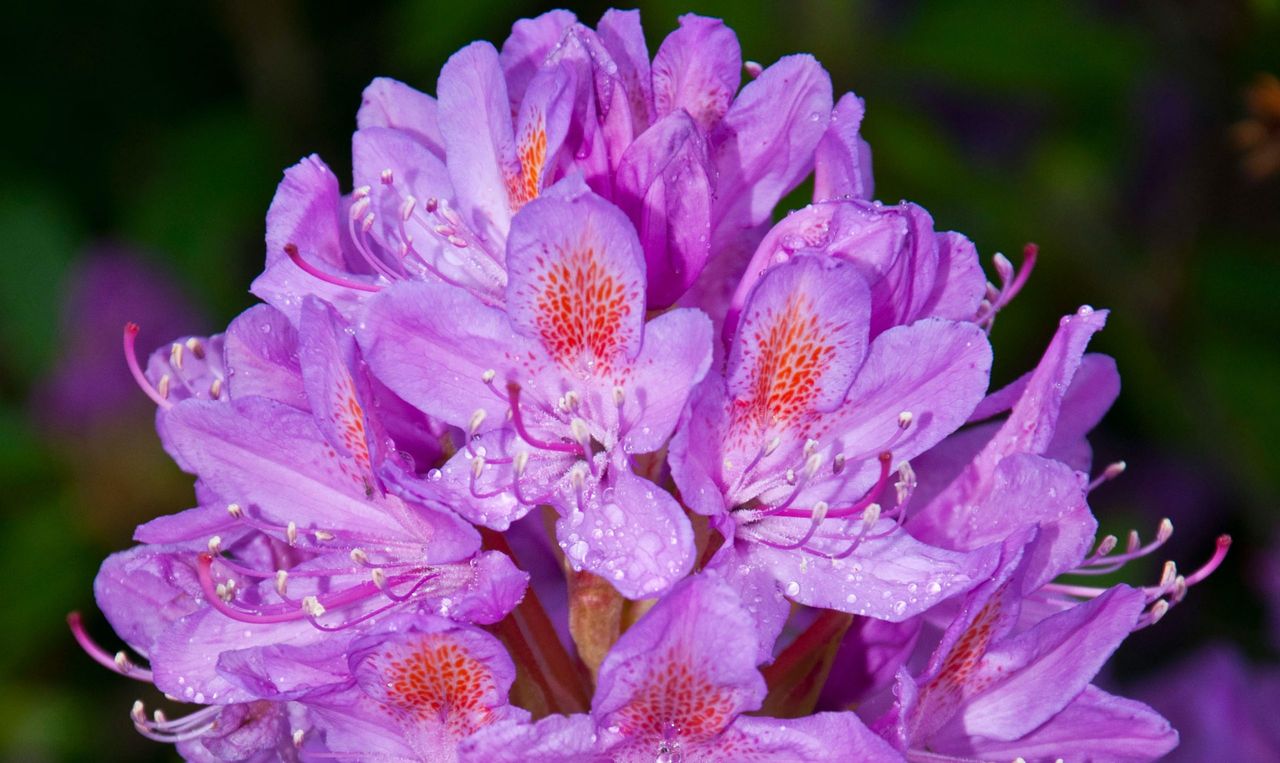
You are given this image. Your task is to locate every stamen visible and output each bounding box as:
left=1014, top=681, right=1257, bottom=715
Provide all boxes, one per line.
left=284, top=244, right=381, bottom=293
left=67, top=612, right=154, bottom=682
left=123, top=323, right=173, bottom=409
left=507, top=382, right=585, bottom=456
left=1088, top=460, right=1126, bottom=492
left=169, top=342, right=184, bottom=370
left=766, top=452, right=892, bottom=519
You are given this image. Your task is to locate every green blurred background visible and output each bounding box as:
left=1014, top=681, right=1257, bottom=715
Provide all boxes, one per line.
left=1, top=1, right=1276, bottom=759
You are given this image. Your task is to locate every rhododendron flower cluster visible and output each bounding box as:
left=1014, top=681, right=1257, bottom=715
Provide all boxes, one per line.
left=72, top=9, right=1229, bottom=762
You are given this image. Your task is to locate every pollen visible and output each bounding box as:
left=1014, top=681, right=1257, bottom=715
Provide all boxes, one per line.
left=505, top=116, right=547, bottom=211
left=614, top=653, right=735, bottom=743
left=378, top=635, right=495, bottom=735
left=734, top=296, right=839, bottom=432
left=532, top=243, right=635, bottom=370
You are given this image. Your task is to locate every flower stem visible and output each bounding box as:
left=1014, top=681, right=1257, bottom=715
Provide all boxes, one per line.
left=759, top=608, right=853, bottom=717
left=481, top=528, right=591, bottom=716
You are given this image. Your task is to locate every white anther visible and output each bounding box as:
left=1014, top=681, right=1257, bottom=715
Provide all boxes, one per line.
left=286, top=521, right=298, bottom=546
left=612, top=386, right=625, bottom=406
left=1156, top=518, right=1174, bottom=542
left=371, top=568, right=387, bottom=589
left=804, top=438, right=820, bottom=456
left=1159, top=560, right=1178, bottom=588
left=170, top=342, right=184, bottom=370
left=352, top=185, right=372, bottom=199
left=114, top=651, right=129, bottom=670
left=314, top=530, right=333, bottom=541
left=185, top=337, right=205, bottom=358
left=349, top=196, right=371, bottom=220
left=275, top=570, right=288, bottom=596
left=209, top=377, right=223, bottom=399
left=471, top=456, right=486, bottom=478
left=153, top=709, right=167, bottom=724
left=1148, top=599, right=1170, bottom=625
left=513, top=451, right=529, bottom=476
left=157, top=374, right=171, bottom=399
left=570, top=463, right=588, bottom=490
left=1095, top=534, right=1118, bottom=556
left=804, top=453, right=823, bottom=477
left=400, top=196, right=417, bottom=221
left=898, top=411, right=913, bottom=429
left=570, top=418, right=590, bottom=444
left=481, top=369, right=496, bottom=383
left=131, top=700, right=146, bottom=722
left=301, top=596, right=326, bottom=618
left=785, top=468, right=797, bottom=485
left=811, top=501, right=830, bottom=522
left=215, top=582, right=230, bottom=602
left=862, top=502, right=882, bottom=528
left=361, top=213, right=376, bottom=234
left=744, top=60, right=763, bottom=77
left=448, top=235, right=468, bottom=248
left=563, top=390, right=581, bottom=410
left=764, top=435, right=783, bottom=456
left=1105, top=460, right=1127, bottom=479
left=993, top=252, right=1014, bottom=281
left=349, top=548, right=368, bottom=565
left=226, top=502, right=242, bottom=518
left=468, top=409, right=486, bottom=435
left=380, top=168, right=394, bottom=185
left=207, top=536, right=222, bottom=554
left=293, top=729, right=305, bottom=748
left=832, top=453, right=846, bottom=474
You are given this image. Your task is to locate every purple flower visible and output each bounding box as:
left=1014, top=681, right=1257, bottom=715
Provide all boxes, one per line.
left=307, top=615, right=528, bottom=761
left=462, top=573, right=902, bottom=761
left=670, top=255, right=997, bottom=648
left=360, top=187, right=710, bottom=598
left=875, top=549, right=1177, bottom=762
left=70, top=9, right=1229, bottom=762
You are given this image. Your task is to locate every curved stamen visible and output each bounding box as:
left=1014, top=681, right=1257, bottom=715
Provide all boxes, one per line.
left=67, top=612, right=154, bottom=682
left=765, top=452, right=892, bottom=519
left=284, top=244, right=382, bottom=293
left=346, top=194, right=401, bottom=282
left=123, top=323, right=173, bottom=409
left=131, top=702, right=220, bottom=743
left=507, top=383, right=585, bottom=456
left=1183, top=534, right=1231, bottom=586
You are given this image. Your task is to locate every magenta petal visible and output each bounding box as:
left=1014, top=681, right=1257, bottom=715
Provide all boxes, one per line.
left=505, top=190, right=646, bottom=369
left=558, top=462, right=694, bottom=599
left=711, top=55, right=832, bottom=240
left=359, top=279, right=526, bottom=429
left=651, top=14, right=741, bottom=131
left=918, top=231, right=986, bottom=326
left=593, top=573, right=765, bottom=735
left=745, top=520, right=999, bottom=621
left=596, top=8, right=653, bottom=133
left=727, top=256, right=871, bottom=428
left=614, top=109, right=712, bottom=307
left=814, top=92, right=874, bottom=203
left=621, top=307, right=713, bottom=454
left=709, top=713, right=904, bottom=762
left=437, top=41, right=518, bottom=240
left=499, top=10, right=577, bottom=108
left=956, top=685, right=1177, bottom=763
left=460, top=714, right=600, bottom=762
left=935, top=585, right=1145, bottom=744
left=223, top=304, right=306, bottom=408
left=357, top=77, right=445, bottom=158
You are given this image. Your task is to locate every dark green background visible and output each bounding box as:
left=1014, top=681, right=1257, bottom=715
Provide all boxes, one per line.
left=1, top=1, right=1276, bottom=759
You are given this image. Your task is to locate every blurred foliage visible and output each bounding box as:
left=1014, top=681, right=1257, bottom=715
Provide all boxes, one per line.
left=0, top=0, right=1277, bottom=759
